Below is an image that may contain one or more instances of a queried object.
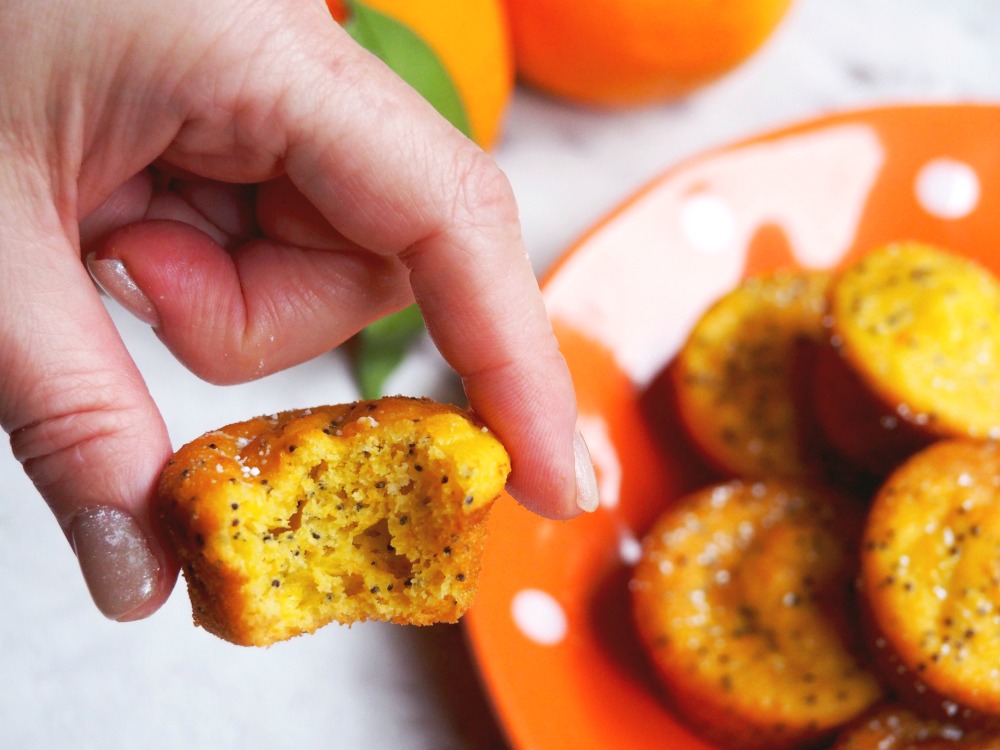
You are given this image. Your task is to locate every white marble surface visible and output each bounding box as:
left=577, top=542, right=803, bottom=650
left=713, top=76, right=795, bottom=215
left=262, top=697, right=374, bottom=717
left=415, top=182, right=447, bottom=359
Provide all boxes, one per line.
left=4, top=1, right=1000, bottom=748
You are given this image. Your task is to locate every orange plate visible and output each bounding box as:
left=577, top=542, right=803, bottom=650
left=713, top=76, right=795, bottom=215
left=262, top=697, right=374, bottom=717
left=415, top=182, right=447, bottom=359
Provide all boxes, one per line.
left=465, top=104, right=1000, bottom=749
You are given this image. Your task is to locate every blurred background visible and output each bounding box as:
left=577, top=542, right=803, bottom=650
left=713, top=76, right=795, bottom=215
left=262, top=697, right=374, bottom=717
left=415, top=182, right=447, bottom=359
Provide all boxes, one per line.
left=4, top=0, right=1000, bottom=747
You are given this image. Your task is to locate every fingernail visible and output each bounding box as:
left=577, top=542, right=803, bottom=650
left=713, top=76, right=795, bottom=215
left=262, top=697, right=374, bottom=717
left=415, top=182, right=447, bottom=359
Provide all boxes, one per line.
left=70, top=507, right=161, bottom=620
left=573, top=428, right=600, bottom=513
left=85, top=254, right=159, bottom=327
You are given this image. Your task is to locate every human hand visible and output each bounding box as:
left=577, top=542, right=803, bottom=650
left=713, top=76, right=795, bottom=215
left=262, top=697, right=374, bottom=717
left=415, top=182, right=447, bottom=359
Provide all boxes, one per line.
left=0, top=0, right=597, bottom=621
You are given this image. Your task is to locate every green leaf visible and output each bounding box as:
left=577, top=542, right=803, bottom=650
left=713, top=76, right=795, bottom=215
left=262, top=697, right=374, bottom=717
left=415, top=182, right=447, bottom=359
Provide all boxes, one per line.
left=344, top=1, right=472, bottom=138
left=352, top=304, right=426, bottom=399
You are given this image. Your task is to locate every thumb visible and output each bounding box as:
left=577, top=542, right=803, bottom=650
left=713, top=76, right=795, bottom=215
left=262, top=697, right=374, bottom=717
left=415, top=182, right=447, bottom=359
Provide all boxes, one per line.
left=1, top=221, right=178, bottom=621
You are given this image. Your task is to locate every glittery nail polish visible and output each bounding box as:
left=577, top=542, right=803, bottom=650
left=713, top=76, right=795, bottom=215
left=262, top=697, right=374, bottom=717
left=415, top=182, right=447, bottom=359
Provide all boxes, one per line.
left=85, top=254, right=159, bottom=327
left=70, top=507, right=160, bottom=620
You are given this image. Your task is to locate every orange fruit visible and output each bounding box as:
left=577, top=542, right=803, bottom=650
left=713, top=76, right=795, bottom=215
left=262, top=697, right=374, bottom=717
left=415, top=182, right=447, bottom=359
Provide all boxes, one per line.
left=328, top=0, right=513, bottom=149
left=502, top=0, right=794, bottom=106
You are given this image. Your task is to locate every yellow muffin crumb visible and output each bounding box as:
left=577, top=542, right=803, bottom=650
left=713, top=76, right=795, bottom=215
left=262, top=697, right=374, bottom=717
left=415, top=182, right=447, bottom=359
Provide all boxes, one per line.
left=158, top=397, right=510, bottom=647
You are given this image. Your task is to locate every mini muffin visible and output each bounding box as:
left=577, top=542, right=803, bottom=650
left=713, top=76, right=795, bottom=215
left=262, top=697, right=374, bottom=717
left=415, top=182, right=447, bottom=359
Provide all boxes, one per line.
left=158, top=396, right=510, bottom=647
left=861, top=439, right=1000, bottom=722
left=630, top=479, right=882, bottom=750
left=815, top=243, right=1000, bottom=476
left=831, top=702, right=1000, bottom=750
left=673, top=270, right=832, bottom=480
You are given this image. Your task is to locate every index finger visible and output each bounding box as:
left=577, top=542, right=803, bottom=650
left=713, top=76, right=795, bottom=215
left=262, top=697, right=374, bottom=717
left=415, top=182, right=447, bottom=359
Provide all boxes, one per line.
left=279, top=28, right=596, bottom=518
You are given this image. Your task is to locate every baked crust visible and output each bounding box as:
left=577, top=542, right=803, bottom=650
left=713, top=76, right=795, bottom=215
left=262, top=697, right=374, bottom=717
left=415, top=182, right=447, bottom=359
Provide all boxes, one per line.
left=861, top=439, right=1000, bottom=722
left=630, top=479, right=881, bottom=749
left=817, top=242, right=1000, bottom=477
left=673, top=270, right=831, bottom=480
left=831, top=702, right=1000, bottom=750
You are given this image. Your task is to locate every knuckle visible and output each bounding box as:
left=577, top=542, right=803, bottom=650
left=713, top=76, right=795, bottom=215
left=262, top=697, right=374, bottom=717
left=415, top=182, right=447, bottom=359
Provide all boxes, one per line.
left=8, top=398, right=158, bottom=515
left=447, top=146, right=517, bottom=225
left=12, top=406, right=129, bottom=491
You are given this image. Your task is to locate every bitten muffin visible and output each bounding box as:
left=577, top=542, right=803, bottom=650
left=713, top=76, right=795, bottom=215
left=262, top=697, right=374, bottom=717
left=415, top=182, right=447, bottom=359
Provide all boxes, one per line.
left=158, top=396, right=511, bottom=647
left=630, top=479, right=882, bottom=750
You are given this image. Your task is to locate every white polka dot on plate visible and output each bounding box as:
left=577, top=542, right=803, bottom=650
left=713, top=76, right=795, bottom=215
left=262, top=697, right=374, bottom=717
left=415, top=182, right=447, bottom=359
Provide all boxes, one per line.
left=618, top=532, right=643, bottom=565
left=915, top=158, right=980, bottom=219
left=511, top=589, right=568, bottom=646
left=679, top=192, right=737, bottom=254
